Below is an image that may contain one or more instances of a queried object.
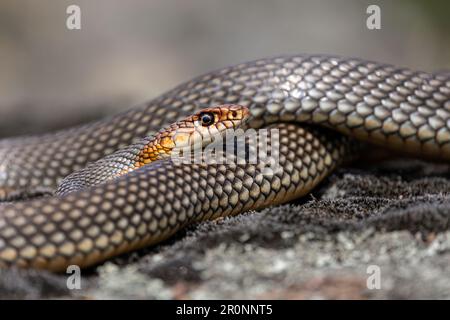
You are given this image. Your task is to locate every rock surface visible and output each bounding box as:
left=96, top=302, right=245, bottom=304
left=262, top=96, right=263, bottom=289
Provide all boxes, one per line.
left=1, top=159, right=450, bottom=299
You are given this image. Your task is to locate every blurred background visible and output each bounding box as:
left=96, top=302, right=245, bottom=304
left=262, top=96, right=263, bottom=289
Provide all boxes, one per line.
left=0, top=0, right=448, bottom=137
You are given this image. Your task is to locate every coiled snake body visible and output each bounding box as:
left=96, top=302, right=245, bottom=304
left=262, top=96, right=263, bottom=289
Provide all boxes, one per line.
left=0, top=54, right=449, bottom=271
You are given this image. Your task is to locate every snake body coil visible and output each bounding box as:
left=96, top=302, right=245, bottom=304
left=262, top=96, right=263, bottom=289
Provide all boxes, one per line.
left=0, top=54, right=449, bottom=271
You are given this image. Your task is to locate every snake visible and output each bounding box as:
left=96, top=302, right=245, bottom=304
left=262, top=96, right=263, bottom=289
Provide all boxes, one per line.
left=0, top=54, right=449, bottom=272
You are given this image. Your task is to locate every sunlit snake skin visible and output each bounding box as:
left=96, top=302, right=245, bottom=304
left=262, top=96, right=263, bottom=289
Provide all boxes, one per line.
left=0, top=54, right=449, bottom=271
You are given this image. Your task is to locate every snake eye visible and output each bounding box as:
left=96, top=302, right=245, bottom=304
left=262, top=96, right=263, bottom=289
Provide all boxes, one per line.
left=199, top=112, right=215, bottom=126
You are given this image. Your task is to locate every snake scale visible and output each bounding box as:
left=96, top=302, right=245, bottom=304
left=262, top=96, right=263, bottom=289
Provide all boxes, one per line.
left=0, top=54, right=449, bottom=271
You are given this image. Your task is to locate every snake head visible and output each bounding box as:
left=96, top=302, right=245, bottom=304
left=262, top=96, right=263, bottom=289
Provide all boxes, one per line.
left=193, top=104, right=249, bottom=130
left=136, top=105, right=249, bottom=165
left=170, top=104, right=249, bottom=149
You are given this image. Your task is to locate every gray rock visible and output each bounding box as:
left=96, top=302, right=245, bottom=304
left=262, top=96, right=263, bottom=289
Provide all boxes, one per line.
left=1, top=159, right=450, bottom=299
